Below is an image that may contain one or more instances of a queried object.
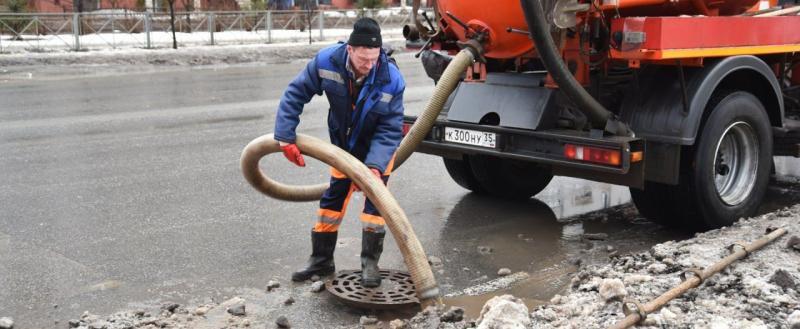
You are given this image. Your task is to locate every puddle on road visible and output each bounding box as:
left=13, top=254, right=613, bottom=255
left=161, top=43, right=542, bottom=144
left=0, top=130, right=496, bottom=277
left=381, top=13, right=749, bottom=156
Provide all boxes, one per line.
left=440, top=266, right=573, bottom=320
left=350, top=183, right=680, bottom=324
left=442, top=293, right=546, bottom=322
left=425, top=193, right=672, bottom=313
left=536, top=177, right=632, bottom=219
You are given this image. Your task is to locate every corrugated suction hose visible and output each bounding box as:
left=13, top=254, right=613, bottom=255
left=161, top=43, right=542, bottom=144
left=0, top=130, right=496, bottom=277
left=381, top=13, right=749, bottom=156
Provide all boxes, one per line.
left=520, top=0, right=632, bottom=136
left=240, top=49, right=476, bottom=307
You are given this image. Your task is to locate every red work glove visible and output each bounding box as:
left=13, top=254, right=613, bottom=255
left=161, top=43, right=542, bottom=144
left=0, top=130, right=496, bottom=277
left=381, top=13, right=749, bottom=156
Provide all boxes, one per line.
left=353, top=168, right=382, bottom=192
left=280, top=142, right=306, bottom=167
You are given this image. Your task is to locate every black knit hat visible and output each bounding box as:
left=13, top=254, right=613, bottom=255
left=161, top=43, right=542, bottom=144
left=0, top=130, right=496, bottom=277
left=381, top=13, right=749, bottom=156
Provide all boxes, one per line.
left=348, top=17, right=382, bottom=48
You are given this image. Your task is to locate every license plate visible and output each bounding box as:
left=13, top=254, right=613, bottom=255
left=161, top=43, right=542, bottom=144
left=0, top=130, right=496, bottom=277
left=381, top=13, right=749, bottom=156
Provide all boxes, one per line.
left=444, top=127, right=497, bottom=148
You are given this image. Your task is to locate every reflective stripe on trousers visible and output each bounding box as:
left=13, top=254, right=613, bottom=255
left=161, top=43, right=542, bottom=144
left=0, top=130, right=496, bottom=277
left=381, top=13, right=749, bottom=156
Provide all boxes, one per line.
left=313, top=157, right=395, bottom=233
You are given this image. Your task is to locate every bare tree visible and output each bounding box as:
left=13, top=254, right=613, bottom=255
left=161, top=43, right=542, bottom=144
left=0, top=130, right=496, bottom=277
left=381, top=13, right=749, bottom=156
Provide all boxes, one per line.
left=180, top=0, right=194, bottom=32
left=167, top=0, right=177, bottom=49
left=7, top=0, right=30, bottom=40
left=298, top=0, right=315, bottom=45
left=306, top=2, right=312, bottom=45
left=356, top=0, right=383, bottom=8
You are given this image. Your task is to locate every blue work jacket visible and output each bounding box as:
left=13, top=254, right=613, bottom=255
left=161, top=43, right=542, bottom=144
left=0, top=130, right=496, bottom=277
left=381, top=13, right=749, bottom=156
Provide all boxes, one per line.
left=274, top=43, right=405, bottom=174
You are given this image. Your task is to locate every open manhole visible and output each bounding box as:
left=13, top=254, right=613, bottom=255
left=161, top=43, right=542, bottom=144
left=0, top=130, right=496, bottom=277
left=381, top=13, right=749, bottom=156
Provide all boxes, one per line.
left=325, top=269, right=419, bottom=310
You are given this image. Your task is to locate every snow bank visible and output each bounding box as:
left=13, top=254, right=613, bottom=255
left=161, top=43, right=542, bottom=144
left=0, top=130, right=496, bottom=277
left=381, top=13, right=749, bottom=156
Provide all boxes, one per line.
left=529, top=205, right=800, bottom=328
left=0, top=38, right=406, bottom=69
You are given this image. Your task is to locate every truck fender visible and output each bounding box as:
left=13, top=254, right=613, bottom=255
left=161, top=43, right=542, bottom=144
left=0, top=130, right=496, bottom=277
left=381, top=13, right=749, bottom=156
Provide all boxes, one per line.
left=620, top=55, right=783, bottom=145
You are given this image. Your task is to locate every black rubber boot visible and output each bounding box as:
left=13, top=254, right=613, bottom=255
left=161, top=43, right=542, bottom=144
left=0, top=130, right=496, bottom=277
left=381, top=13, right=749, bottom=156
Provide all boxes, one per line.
left=360, top=230, right=385, bottom=288
left=291, top=231, right=337, bottom=282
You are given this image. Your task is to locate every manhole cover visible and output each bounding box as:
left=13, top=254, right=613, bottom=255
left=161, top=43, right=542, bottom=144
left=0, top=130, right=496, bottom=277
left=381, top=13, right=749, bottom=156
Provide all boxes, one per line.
left=325, top=269, right=419, bottom=310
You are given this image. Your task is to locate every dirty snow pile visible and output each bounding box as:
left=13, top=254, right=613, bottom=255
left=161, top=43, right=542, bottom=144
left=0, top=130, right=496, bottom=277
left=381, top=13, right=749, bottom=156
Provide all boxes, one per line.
left=65, top=297, right=257, bottom=329
left=527, top=205, right=800, bottom=329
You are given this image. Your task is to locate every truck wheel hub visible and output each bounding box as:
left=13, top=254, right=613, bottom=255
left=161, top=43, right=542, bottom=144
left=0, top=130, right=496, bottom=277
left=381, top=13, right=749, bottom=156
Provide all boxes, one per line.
left=713, top=121, right=758, bottom=206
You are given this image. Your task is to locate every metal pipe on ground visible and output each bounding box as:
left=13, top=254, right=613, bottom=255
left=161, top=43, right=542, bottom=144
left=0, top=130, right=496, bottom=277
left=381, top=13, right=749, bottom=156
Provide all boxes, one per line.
left=240, top=48, right=476, bottom=307
left=608, top=227, right=788, bottom=329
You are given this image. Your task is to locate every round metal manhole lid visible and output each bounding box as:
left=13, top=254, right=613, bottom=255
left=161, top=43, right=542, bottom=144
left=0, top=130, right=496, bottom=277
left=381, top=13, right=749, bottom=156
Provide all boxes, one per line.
left=325, top=269, right=419, bottom=310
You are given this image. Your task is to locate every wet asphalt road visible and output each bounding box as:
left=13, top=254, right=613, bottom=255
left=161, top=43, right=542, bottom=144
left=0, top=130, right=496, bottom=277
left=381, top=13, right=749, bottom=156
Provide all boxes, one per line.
left=1, top=53, right=799, bottom=328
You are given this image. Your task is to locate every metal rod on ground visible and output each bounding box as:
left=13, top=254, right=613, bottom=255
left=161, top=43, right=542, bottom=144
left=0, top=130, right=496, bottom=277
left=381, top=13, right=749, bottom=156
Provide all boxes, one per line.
left=608, top=227, right=788, bottom=329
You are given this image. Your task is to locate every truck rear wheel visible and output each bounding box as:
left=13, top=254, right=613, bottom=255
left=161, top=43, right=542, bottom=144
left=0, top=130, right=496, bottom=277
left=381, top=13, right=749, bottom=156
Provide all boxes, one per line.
left=689, top=91, right=772, bottom=229
left=632, top=91, right=772, bottom=230
left=468, top=155, right=553, bottom=200
left=443, top=156, right=486, bottom=193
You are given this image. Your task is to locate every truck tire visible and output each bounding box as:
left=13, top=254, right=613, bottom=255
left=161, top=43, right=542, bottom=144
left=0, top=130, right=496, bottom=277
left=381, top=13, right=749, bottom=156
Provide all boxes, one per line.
left=687, top=91, right=773, bottom=229
left=633, top=91, right=772, bottom=230
left=467, top=155, right=553, bottom=200
left=443, top=156, right=486, bottom=193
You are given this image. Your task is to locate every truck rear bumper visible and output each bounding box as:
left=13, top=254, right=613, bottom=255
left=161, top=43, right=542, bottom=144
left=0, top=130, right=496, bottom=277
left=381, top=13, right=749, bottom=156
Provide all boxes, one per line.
left=404, top=116, right=646, bottom=188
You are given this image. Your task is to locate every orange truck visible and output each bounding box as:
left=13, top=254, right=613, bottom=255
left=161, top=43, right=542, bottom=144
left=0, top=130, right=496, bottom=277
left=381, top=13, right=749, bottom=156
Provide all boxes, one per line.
left=403, top=0, right=800, bottom=230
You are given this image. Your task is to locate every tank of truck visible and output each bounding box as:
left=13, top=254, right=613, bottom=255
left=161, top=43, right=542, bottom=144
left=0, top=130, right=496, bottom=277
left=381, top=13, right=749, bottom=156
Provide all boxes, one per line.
left=436, top=0, right=762, bottom=59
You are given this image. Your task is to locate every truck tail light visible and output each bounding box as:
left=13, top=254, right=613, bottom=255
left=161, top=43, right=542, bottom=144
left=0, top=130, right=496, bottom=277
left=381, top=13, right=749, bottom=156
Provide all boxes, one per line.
left=402, top=122, right=412, bottom=136
left=564, top=144, right=622, bottom=167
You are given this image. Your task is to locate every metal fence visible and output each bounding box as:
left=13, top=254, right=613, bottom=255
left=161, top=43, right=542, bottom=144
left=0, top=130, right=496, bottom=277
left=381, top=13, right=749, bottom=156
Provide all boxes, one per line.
left=0, top=8, right=412, bottom=52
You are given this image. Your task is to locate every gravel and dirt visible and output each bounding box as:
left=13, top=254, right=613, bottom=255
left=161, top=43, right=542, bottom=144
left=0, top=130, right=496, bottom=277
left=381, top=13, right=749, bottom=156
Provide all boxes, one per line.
left=526, top=203, right=800, bottom=329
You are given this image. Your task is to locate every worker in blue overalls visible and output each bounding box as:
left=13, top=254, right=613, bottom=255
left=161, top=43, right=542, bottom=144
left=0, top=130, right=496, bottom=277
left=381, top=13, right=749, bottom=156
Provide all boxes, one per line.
left=273, top=18, right=405, bottom=288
